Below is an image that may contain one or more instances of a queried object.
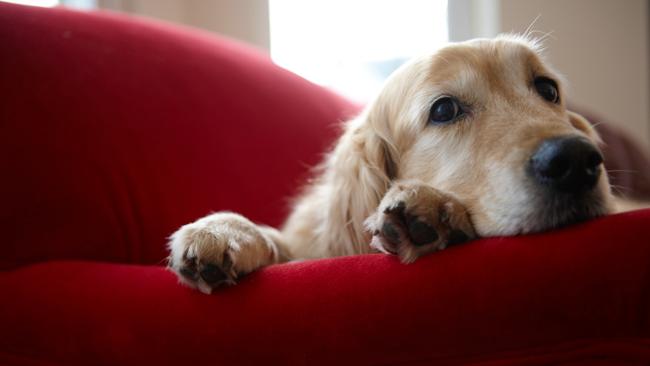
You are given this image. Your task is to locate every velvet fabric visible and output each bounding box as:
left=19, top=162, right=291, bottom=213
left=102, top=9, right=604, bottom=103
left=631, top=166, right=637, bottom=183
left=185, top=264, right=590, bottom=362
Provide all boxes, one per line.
left=1, top=3, right=649, bottom=365
left=0, top=2, right=356, bottom=270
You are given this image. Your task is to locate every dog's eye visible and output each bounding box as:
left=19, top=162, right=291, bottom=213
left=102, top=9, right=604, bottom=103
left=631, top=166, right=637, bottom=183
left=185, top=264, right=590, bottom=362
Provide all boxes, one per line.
left=429, top=97, right=464, bottom=124
left=534, top=77, right=560, bottom=103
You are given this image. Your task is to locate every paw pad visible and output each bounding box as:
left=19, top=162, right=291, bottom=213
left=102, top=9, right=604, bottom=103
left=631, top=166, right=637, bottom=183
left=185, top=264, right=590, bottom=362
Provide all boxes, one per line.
left=407, top=218, right=439, bottom=246
left=369, top=183, right=476, bottom=262
left=448, top=229, right=470, bottom=246
left=199, top=264, right=228, bottom=284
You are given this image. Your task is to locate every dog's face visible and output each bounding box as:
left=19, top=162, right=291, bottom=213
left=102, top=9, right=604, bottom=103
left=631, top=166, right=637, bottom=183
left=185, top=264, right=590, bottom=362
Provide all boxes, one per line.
left=369, top=36, right=614, bottom=236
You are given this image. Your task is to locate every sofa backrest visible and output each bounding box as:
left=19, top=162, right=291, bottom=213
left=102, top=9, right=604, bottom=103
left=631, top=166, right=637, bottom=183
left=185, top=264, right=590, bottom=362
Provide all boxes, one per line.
left=0, top=3, right=358, bottom=269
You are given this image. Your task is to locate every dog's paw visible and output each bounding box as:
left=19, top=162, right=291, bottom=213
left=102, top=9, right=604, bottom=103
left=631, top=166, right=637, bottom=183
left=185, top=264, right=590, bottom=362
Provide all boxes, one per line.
left=167, top=212, right=279, bottom=294
left=366, top=181, right=476, bottom=263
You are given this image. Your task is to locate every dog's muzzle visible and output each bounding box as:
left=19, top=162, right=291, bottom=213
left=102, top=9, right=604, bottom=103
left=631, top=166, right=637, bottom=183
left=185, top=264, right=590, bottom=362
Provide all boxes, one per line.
left=528, top=136, right=603, bottom=194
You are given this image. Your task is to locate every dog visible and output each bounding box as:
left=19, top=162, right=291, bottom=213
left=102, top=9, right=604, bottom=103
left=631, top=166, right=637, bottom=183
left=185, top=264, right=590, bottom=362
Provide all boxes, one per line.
left=168, top=35, right=618, bottom=294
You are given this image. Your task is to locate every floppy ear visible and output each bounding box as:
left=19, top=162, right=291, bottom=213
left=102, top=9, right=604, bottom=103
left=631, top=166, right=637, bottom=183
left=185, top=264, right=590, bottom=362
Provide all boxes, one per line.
left=323, top=110, right=398, bottom=247
left=568, top=110, right=603, bottom=146
left=351, top=117, right=398, bottom=181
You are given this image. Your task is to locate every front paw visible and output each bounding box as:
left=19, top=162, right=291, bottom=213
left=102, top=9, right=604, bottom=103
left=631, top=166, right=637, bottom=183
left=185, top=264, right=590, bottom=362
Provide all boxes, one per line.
left=167, top=212, right=279, bottom=294
left=366, top=181, right=476, bottom=263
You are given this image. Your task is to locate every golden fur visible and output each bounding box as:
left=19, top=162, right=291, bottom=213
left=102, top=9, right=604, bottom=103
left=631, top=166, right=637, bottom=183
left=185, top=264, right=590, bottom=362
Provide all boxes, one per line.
left=168, top=35, right=620, bottom=294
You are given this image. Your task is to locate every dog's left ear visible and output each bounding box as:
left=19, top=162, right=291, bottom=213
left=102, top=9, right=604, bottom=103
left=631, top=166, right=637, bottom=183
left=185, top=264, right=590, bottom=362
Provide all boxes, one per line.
left=355, top=123, right=398, bottom=181
left=568, top=111, right=604, bottom=146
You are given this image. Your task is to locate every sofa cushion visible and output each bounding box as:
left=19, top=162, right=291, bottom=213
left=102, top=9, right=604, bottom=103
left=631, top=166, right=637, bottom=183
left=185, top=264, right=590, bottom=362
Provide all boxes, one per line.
left=1, top=209, right=649, bottom=365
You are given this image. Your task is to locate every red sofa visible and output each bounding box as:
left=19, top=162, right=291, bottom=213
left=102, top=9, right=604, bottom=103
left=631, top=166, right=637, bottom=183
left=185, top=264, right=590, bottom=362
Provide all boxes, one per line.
left=1, top=3, right=649, bottom=365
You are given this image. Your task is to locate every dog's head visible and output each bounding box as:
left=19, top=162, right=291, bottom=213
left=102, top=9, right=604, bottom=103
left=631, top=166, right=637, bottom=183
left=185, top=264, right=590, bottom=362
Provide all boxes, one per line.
left=363, top=35, right=614, bottom=236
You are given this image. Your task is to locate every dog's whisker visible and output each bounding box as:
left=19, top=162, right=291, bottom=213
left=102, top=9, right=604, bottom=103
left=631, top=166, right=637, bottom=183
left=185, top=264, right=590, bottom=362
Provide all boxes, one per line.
left=528, top=29, right=555, bottom=45
left=607, top=169, right=639, bottom=174
left=537, top=30, right=555, bottom=42
left=609, top=184, right=632, bottom=196
left=523, top=14, right=542, bottom=40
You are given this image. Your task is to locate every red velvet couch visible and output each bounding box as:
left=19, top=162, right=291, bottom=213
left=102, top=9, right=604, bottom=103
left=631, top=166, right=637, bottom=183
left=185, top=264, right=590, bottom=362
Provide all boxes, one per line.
left=1, top=3, right=650, bottom=365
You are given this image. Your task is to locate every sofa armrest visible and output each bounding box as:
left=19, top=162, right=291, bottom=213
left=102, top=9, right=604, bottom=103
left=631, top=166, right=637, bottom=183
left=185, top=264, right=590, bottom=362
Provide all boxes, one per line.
left=1, top=209, right=649, bottom=365
left=0, top=3, right=357, bottom=269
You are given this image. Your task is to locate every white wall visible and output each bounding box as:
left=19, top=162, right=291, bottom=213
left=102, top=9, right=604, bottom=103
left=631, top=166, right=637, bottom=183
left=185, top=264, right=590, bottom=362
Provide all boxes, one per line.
left=97, top=0, right=269, bottom=50
left=183, top=0, right=269, bottom=50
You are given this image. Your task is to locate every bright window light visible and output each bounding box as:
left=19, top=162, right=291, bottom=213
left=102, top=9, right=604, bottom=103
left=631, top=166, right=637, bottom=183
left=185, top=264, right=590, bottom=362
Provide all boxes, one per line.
left=0, top=0, right=58, bottom=6
left=269, top=0, right=448, bottom=102
left=63, top=0, right=95, bottom=10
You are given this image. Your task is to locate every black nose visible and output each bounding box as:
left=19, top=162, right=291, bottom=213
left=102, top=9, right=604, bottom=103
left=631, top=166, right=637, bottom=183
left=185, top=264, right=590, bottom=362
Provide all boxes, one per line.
left=529, top=136, right=603, bottom=194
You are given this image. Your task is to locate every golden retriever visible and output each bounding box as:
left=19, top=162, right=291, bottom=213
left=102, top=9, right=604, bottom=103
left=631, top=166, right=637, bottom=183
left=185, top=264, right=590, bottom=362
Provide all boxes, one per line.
left=168, top=35, right=618, bottom=294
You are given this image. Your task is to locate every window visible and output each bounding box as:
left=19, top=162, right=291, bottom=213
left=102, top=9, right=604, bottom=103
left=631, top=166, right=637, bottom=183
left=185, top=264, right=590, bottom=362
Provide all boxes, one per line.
left=269, top=0, right=448, bottom=102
